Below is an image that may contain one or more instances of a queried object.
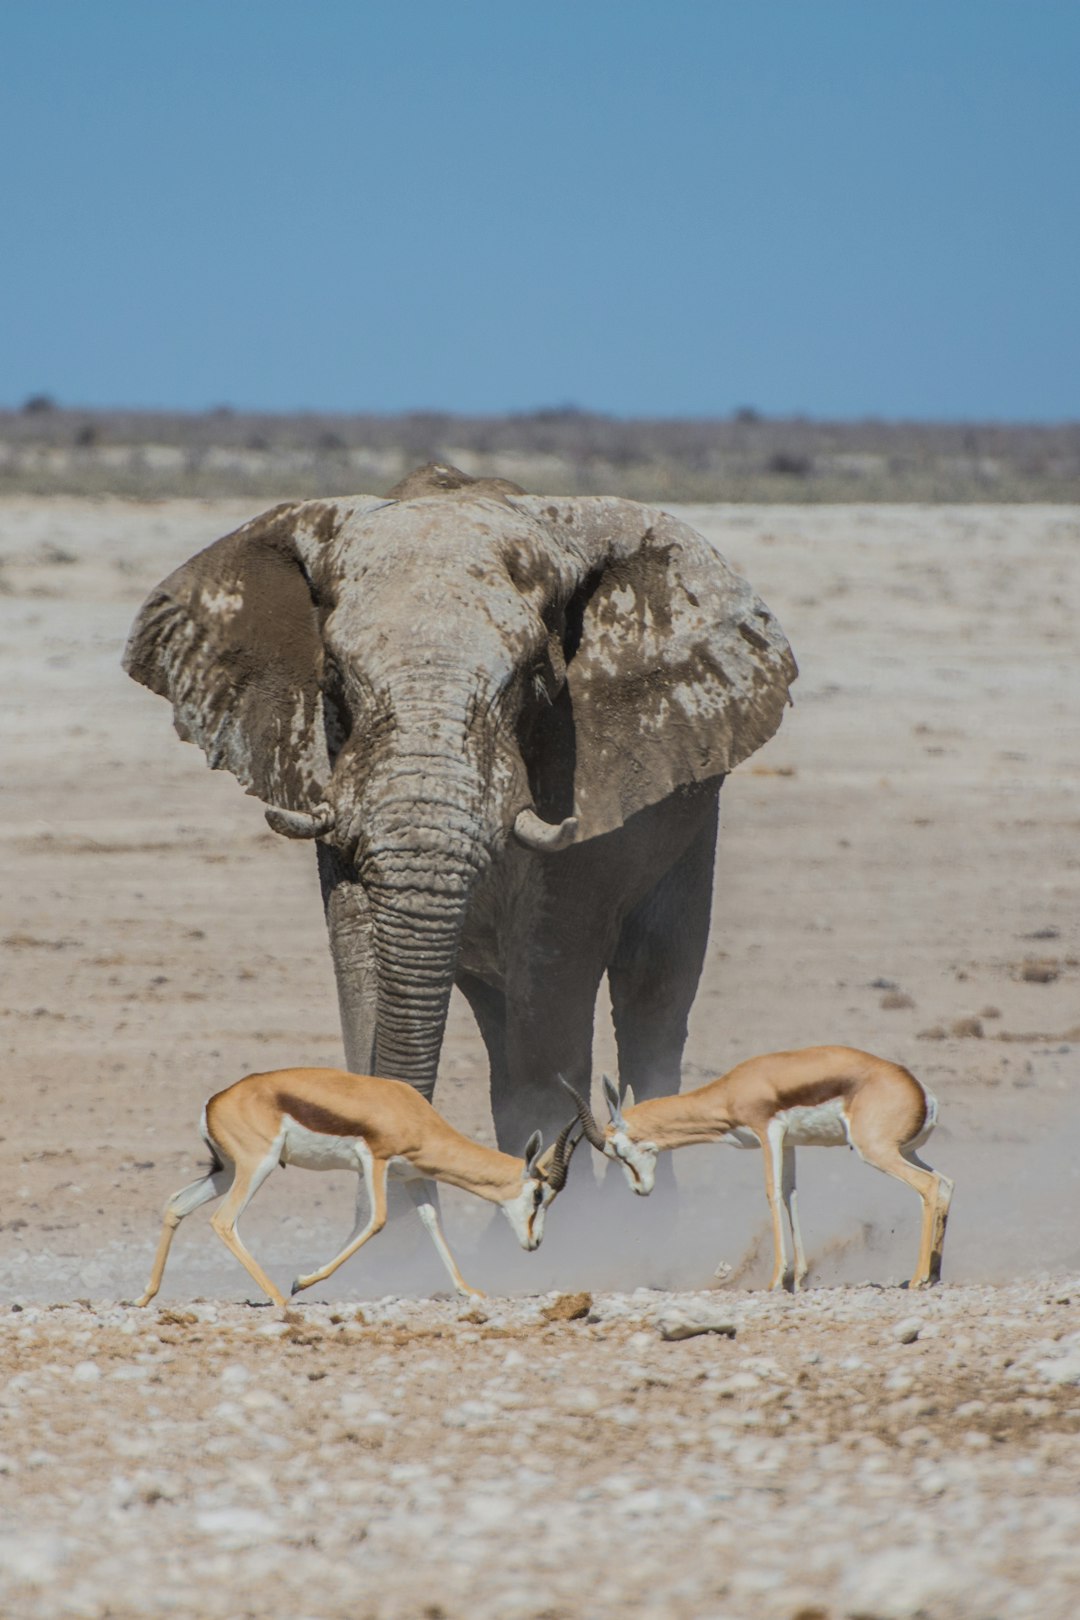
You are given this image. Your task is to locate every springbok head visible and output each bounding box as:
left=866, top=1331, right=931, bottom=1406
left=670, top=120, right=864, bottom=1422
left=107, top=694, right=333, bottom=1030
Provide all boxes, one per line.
left=560, top=1075, right=659, bottom=1196
left=500, top=1119, right=582, bottom=1249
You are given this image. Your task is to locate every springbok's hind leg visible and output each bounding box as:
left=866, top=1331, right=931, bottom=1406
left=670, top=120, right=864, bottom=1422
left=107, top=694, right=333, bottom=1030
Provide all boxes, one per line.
left=903, top=1146, right=954, bottom=1285
left=857, top=1139, right=952, bottom=1288
left=209, top=1149, right=287, bottom=1307
left=406, top=1179, right=484, bottom=1299
left=136, top=1164, right=231, bottom=1307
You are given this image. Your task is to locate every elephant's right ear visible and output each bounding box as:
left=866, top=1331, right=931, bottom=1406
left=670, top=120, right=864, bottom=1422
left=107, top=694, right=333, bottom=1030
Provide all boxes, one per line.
left=124, top=500, right=360, bottom=813
left=512, top=496, right=797, bottom=841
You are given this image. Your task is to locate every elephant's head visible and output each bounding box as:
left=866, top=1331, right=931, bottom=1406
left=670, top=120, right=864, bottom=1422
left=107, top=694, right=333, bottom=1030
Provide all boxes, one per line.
left=125, top=462, right=796, bottom=1086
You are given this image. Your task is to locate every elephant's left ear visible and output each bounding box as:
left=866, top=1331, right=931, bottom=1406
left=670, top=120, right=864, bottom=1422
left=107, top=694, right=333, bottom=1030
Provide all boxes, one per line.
left=124, top=498, right=382, bottom=814
left=520, top=498, right=798, bottom=841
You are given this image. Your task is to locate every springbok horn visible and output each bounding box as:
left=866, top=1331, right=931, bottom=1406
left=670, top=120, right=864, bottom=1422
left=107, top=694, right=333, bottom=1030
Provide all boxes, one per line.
left=545, top=1120, right=583, bottom=1193
left=557, top=1074, right=607, bottom=1152
left=264, top=802, right=336, bottom=840
left=513, top=808, right=579, bottom=852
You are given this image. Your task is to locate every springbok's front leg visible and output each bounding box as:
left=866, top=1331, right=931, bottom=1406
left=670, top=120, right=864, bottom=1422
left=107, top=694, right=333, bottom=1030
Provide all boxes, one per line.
left=781, top=1145, right=808, bottom=1290
left=290, top=1149, right=389, bottom=1295
left=209, top=1148, right=288, bottom=1307
left=762, top=1122, right=793, bottom=1291
left=405, top=1178, right=485, bottom=1299
left=137, top=1164, right=232, bottom=1306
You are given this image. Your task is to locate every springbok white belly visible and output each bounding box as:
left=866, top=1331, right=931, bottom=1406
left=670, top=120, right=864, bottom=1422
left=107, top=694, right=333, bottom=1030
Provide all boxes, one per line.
left=279, top=1118, right=364, bottom=1171
left=279, top=1125, right=424, bottom=1180
left=776, top=1097, right=851, bottom=1147
left=719, top=1100, right=852, bottom=1151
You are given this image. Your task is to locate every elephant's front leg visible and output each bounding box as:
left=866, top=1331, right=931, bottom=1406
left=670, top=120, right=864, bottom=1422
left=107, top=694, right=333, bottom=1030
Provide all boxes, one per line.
left=501, top=937, right=611, bottom=1155
left=607, top=794, right=718, bottom=1108
left=317, top=845, right=379, bottom=1075
left=606, top=798, right=718, bottom=1214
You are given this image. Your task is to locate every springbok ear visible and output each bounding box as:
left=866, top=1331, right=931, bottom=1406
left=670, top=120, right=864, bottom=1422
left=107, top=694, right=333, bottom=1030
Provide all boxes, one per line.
left=523, top=1130, right=543, bottom=1174
left=602, top=1074, right=626, bottom=1127
left=124, top=498, right=386, bottom=816
left=515, top=498, right=797, bottom=842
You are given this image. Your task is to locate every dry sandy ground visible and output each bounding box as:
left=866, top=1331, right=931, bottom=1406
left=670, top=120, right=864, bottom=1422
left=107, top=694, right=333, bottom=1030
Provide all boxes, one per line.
left=1, top=499, right=1078, bottom=1617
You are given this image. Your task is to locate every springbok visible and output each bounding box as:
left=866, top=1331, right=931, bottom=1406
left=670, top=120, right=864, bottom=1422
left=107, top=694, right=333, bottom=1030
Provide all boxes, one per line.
left=565, top=1047, right=954, bottom=1290
left=138, top=1068, right=580, bottom=1307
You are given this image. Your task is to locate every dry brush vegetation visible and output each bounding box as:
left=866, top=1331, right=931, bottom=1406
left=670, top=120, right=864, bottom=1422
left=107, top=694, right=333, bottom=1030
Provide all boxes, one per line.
left=4, top=403, right=1080, bottom=502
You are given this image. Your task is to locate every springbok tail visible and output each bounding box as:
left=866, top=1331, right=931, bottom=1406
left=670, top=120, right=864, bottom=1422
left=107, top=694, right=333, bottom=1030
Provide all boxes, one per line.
left=200, top=1102, right=225, bottom=1173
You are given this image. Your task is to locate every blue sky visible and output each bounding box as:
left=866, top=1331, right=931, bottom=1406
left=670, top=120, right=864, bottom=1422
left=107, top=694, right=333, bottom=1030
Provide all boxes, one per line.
left=2, top=2, right=1077, bottom=419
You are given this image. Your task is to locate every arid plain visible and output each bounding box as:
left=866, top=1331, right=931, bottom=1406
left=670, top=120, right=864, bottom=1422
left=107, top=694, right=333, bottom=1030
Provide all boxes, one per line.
left=1, top=498, right=1078, bottom=1618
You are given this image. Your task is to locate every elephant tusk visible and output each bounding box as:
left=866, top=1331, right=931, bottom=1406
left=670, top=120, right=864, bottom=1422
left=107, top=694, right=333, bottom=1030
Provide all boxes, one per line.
left=264, top=802, right=336, bottom=840
left=513, top=808, right=579, bottom=852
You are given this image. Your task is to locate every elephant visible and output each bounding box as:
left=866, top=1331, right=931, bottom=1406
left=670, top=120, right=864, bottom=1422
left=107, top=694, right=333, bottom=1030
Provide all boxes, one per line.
left=125, top=462, right=797, bottom=1155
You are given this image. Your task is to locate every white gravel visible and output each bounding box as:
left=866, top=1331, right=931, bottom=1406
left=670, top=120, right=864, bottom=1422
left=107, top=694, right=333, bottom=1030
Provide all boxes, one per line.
left=1, top=1279, right=1078, bottom=1619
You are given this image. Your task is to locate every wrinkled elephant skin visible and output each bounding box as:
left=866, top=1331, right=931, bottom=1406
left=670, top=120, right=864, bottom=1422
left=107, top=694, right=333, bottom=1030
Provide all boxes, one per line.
left=124, top=463, right=797, bottom=1149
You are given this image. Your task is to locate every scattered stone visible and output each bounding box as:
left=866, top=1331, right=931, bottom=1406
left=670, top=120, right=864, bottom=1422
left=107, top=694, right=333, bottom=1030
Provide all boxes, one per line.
left=557, top=1387, right=602, bottom=1417
left=841, top=1546, right=996, bottom=1620
left=711, top=1370, right=760, bottom=1395
left=892, top=1317, right=922, bottom=1344
left=657, top=1305, right=738, bottom=1341
left=1032, top=1350, right=1080, bottom=1387
left=541, top=1291, right=592, bottom=1323
left=917, top=1024, right=947, bottom=1041
left=194, top=1508, right=279, bottom=1548
left=1020, top=957, right=1060, bottom=983
left=950, top=1016, right=983, bottom=1038
left=71, top=1360, right=100, bottom=1383
left=880, top=990, right=915, bottom=1009
left=442, top=1400, right=497, bottom=1429
left=0, top=1531, right=73, bottom=1586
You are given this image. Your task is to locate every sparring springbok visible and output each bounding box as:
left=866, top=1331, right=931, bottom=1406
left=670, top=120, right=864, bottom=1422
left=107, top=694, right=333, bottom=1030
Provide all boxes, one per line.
left=565, top=1047, right=954, bottom=1290
left=138, top=1068, right=580, bottom=1307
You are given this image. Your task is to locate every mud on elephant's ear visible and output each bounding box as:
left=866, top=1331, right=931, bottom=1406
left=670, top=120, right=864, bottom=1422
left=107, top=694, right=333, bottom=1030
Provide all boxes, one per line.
left=519, top=499, right=798, bottom=843
left=123, top=498, right=383, bottom=817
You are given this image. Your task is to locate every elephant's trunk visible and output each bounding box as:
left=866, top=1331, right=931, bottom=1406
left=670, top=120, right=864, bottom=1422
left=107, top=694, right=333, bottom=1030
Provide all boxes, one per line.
left=357, top=690, right=498, bottom=1092
left=367, top=876, right=471, bottom=1089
